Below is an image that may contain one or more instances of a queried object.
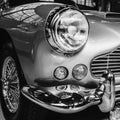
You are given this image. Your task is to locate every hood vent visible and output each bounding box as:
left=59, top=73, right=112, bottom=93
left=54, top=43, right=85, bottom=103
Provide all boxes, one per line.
left=105, top=13, right=120, bottom=19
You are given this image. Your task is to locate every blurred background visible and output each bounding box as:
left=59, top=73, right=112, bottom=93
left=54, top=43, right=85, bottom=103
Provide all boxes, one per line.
left=39, top=0, right=120, bottom=12
left=8, top=0, right=120, bottom=13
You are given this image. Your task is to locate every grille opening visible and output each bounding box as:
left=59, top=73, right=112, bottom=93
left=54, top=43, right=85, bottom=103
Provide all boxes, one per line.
left=91, top=47, right=120, bottom=78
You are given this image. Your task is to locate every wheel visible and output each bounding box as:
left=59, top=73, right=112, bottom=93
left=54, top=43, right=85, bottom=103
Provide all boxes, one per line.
left=0, top=42, right=48, bottom=120
left=0, top=43, right=29, bottom=120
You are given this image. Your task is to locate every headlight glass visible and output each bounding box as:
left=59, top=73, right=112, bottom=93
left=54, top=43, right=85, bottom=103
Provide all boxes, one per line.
left=54, top=66, right=68, bottom=80
left=46, top=7, right=89, bottom=54
left=72, top=64, right=88, bottom=80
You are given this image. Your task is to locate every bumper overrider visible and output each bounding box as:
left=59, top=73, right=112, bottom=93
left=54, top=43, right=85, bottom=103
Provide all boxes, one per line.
left=22, top=70, right=115, bottom=113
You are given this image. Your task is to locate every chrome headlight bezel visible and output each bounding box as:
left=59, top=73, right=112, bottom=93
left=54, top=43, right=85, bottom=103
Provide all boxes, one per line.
left=45, top=6, right=89, bottom=55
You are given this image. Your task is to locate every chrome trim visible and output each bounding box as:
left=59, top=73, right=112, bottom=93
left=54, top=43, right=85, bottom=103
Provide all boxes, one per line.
left=45, top=6, right=89, bottom=56
left=22, top=82, right=105, bottom=113
left=1, top=56, right=20, bottom=113
left=91, top=46, right=120, bottom=78
left=98, top=70, right=115, bottom=112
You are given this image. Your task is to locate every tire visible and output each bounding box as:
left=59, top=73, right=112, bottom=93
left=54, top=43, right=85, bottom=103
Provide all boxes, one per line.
left=0, top=43, right=29, bottom=120
left=0, top=41, right=48, bottom=120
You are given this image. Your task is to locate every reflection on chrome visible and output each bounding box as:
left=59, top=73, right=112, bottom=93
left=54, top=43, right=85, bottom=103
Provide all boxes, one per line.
left=22, top=83, right=105, bottom=109
left=22, top=70, right=115, bottom=113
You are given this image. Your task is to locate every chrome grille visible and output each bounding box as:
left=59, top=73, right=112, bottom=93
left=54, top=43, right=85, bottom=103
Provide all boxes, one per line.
left=116, top=85, right=120, bottom=101
left=91, top=47, right=120, bottom=77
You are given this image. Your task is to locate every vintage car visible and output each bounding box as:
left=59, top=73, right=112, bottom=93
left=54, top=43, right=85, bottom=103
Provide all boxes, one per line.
left=0, top=0, right=120, bottom=120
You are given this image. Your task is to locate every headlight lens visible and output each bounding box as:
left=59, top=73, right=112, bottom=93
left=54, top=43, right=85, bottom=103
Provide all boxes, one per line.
left=72, top=64, right=88, bottom=80
left=54, top=66, right=68, bottom=80
left=46, top=7, right=89, bottom=54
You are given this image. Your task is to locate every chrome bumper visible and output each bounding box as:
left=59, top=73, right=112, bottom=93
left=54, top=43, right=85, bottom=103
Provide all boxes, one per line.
left=22, top=70, right=116, bottom=113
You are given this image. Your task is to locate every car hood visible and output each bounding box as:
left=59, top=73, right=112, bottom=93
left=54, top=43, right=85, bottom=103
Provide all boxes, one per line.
left=84, top=10, right=120, bottom=21
left=83, top=10, right=120, bottom=55
left=84, top=10, right=120, bottom=33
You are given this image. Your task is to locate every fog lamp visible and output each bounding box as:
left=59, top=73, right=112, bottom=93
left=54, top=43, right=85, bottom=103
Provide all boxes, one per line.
left=54, top=66, right=68, bottom=80
left=72, top=64, right=87, bottom=80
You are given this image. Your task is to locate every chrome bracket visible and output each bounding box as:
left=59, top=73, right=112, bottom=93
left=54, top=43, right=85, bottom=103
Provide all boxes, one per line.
left=98, top=70, right=115, bottom=112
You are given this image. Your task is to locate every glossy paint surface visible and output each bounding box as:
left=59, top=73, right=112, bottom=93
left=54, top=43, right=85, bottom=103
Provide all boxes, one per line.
left=1, top=2, right=120, bottom=113
left=0, top=2, right=120, bottom=87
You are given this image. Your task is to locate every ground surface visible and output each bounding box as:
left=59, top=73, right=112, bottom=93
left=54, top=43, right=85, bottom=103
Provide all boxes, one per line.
left=0, top=97, right=109, bottom=120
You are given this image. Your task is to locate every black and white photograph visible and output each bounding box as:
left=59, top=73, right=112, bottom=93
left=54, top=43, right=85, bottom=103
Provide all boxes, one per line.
left=0, top=0, right=120, bottom=120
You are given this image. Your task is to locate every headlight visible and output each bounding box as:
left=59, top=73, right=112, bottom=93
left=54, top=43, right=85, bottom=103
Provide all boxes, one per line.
left=72, top=64, right=88, bottom=80
left=54, top=66, right=68, bottom=80
left=45, top=6, right=89, bottom=55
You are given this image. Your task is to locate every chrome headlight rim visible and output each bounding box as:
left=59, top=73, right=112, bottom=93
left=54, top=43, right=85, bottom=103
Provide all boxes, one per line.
left=45, top=6, right=89, bottom=55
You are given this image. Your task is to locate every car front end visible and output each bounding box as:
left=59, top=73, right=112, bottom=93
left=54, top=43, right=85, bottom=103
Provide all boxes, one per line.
left=1, top=1, right=120, bottom=116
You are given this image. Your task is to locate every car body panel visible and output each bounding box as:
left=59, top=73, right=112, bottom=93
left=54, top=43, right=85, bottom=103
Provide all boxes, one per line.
left=1, top=2, right=120, bottom=87
left=0, top=2, right=120, bottom=114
